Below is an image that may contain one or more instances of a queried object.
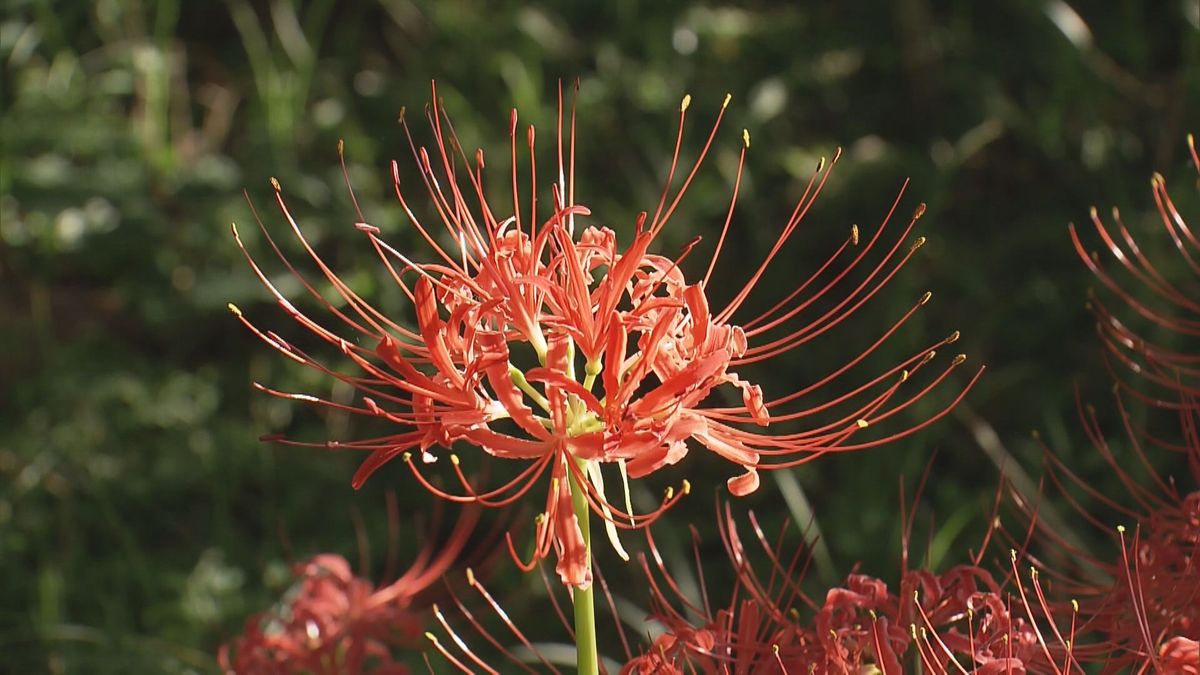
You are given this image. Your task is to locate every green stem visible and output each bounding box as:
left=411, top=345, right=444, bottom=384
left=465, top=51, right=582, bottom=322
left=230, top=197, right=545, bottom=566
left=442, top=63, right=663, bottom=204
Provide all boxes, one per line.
left=568, top=458, right=598, bottom=675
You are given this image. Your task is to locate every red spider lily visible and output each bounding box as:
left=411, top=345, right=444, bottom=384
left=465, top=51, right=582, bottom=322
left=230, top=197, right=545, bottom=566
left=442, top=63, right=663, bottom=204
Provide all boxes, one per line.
left=1015, top=392, right=1200, bottom=671
left=231, top=81, right=980, bottom=588
left=625, top=502, right=1088, bottom=674
left=1071, top=134, right=1200, bottom=406
left=1008, top=136, right=1200, bottom=670
left=219, top=506, right=478, bottom=674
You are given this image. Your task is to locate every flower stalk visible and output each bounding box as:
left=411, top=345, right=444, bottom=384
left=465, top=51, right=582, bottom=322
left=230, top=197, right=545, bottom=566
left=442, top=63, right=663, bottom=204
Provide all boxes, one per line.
left=568, top=456, right=598, bottom=675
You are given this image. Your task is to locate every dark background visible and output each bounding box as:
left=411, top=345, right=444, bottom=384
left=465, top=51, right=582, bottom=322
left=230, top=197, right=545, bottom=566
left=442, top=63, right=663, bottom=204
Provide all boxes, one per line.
left=2, top=0, right=1197, bottom=671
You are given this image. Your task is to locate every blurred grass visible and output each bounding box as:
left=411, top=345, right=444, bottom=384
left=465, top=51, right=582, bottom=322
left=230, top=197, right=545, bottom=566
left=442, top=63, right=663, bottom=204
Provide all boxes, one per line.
left=1, top=0, right=1198, bottom=671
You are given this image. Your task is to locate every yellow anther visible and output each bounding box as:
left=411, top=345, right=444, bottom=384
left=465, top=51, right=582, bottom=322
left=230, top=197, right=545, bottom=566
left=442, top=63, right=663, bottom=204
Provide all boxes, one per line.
left=919, top=291, right=932, bottom=305
left=868, top=609, right=877, bottom=620
left=681, top=94, right=692, bottom=112
left=856, top=419, right=869, bottom=429
left=946, top=330, right=960, bottom=344
left=402, top=452, right=412, bottom=462
left=682, top=479, right=691, bottom=495
left=270, top=177, right=282, bottom=191
left=722, top=93, right=732, bottom=108
left=953, top=353, right=967, bottom=366
left=665, top=486, right=674, bottom=500
left=1071, top=599, right=1079, bottom=613
left=1030, top=567, right=1038, bottom=579
left=900, top=369, right=909, bottom=382
left=816, top=156, right=825, bottom=172
left=424, top=631, right=438, bottom=643
left=450, top=454, right=460, bottom=465
left=773, top=644, right=780, bottom=655
left=1117, top=524, right=1126, bottom=533
left=913, top=203, right=927, bottom=219
left=911, top=235, right=927, bottom=251
left=743, top=129, right=751, bottom=148
left=466, top=567, right=476, bottom=587
left=1010, top=549, right=1017, bottom=561
left=228, top=303, right=243, bottom=317
left=850, top=224, right=859, bottom=245
left=337, top=138, right=344, bottom=154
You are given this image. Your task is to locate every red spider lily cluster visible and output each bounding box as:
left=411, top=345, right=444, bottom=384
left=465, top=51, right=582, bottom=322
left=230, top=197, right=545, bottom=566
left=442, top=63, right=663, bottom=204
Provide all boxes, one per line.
left=617, top=492, right=1103, bottom=674
left=1008, top=136, right=1200, bottom=671
left=225, top=75, right=1197, bottom=672
left=219, top=507, right=477, bottom=674
left=231, top=83, right=977, bottom=589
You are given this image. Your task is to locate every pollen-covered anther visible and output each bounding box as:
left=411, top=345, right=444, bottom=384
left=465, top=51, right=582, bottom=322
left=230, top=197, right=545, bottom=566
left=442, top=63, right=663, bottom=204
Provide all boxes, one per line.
left=722, top=93, right=732, bottom=108
left=913, top=202, right=927, bottom=219
left=919, top=291, right=932, bottom=305
left=856, top=419, right=869, bottom=429
left=270, top=177, right=282, bottom=192
left=681, top=94, right=692, bottom=112
left=450, top=454, right=460, bottom=465
left=466, top=567, right=476, bottom=587
left=850, top=224, right=859, bottom=245
left=952, top=353, right=967, bottom=366
left=665, top=486, right=674, bottom=500
left=228, top=303, right=243, bottom=317
left=402, top=452, right=412, bottom=462
left=911, top=235, right=927, bottom=252
left=742, top=129, right=751, bottom=148
left=681, top=479, right=691, bottom=495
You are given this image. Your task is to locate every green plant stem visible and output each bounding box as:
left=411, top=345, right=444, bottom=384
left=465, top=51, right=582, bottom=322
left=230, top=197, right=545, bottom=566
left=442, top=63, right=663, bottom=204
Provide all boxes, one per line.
left=568, top=458, right=598, bottom=675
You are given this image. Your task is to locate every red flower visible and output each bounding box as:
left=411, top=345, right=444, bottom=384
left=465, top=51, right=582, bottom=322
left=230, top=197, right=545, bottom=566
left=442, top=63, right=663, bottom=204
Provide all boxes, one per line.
left=219, top=507, right=477, bottom=674
left=1013, top=134, right=1200, bottom=670
left=232, top=82, right=979, bottom=587
left=626, top=505, right=1084, bottom=674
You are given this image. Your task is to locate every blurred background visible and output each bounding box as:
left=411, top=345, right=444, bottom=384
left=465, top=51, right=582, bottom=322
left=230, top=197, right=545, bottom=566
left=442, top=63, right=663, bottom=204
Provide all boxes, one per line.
left=2, top=0, right=1198, bottom=671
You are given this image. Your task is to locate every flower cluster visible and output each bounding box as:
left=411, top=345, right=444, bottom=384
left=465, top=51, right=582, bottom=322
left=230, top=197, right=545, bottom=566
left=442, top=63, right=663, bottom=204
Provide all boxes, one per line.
left=231, top=83, right=977, bottom=589
left=219, top=506, right=477, bottom=674
left=1015, top=135, right=1200, bottom=670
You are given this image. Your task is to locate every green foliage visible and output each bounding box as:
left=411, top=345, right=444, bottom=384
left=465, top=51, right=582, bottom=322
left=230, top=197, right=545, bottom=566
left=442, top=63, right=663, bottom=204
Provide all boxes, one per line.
left=1, top=0, right=1197, bottom=671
